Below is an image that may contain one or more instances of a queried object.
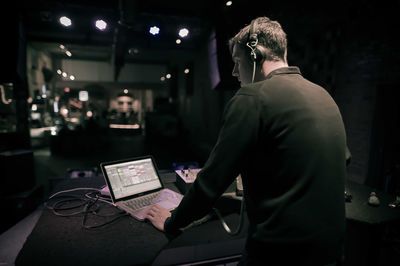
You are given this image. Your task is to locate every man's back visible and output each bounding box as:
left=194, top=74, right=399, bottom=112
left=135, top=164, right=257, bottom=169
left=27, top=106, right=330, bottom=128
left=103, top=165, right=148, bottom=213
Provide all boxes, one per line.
left=235, top=66, right=346, bottom=264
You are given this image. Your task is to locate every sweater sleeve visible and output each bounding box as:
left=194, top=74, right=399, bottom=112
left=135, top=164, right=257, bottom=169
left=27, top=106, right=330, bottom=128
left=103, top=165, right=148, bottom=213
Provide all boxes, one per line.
left=165, top=92, right=260, bottom=233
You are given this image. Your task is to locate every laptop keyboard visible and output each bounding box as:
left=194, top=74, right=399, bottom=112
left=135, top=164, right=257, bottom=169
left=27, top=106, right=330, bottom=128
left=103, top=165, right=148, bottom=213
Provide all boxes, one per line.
left=124, top=191, right=161, bottom=210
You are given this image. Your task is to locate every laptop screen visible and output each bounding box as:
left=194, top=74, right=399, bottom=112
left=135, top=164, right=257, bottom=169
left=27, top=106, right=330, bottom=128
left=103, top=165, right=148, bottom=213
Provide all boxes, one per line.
left=102, top=157, right=162, bottom=200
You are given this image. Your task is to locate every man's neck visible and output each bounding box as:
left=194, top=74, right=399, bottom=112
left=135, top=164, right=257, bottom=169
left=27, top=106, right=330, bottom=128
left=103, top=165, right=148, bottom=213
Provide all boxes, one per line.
left=261, top=61, right=288, bottom=78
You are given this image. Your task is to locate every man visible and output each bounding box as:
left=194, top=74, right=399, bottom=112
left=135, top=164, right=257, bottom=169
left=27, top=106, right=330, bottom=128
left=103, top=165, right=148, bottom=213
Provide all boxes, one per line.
left=146, top=17, right=350, bottom=265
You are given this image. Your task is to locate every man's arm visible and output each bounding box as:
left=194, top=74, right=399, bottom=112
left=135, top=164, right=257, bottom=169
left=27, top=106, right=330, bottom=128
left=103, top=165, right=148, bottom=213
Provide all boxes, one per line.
left=163, top=92, right=261, bottom=233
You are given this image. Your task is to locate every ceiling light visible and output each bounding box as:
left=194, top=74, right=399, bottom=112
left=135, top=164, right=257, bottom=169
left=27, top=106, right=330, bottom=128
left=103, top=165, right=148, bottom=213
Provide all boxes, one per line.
left=95, top=19, right=107, bottom=31
left=62, top=72, right=67, bottom=78
left=57, top=69, right=62, bottom=75
left=178, top=28, right=189, bottom=38
left=160, top=77, right=165, bottom=81
left=65, top=50, right=72, bottom=57
left=166, top=74, right=171, bottom=79
left=129, top=48, right=139, bottom=54
left=59, top=44, right=65, bottom=49
left=226, top=1, right=233, bottom=6
left=123, top=89, right=129, bottom=94
left=69, top=75, right=75, bottom=80
left=59, top=16, right=72, bottom=27
left=149, top=26, right=160, bottom=35
left=176, top=39, right=181, bottom=44
left=184, top=68, right=190, bottom=74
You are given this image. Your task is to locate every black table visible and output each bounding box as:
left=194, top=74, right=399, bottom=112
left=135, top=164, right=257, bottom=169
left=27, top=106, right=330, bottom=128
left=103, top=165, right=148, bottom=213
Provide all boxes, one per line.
left=344, top=181, right=400, bottom=266
left=15, top=173, right=248, bottom=266
left=15, top=174, right=400, bottom=266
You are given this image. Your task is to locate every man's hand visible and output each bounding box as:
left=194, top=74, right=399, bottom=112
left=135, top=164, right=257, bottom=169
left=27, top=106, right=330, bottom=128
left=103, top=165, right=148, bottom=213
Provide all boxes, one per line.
left=145, top=204, right=171, bottom=231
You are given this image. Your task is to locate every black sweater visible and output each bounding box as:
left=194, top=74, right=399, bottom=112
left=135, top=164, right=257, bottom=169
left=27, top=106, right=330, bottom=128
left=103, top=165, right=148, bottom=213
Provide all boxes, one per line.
left=165, top=67, right=349, bottom=263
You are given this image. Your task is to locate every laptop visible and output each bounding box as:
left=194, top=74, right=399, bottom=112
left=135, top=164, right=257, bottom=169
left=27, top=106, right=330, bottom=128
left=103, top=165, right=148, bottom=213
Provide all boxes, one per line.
left=100, top=155, right=184, bottom=221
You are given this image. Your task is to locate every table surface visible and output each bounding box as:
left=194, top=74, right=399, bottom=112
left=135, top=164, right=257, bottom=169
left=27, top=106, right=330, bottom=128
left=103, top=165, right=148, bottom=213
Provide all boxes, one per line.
left=345, top=181, right=400, bottom=225
left=15, top=173, right=248, bottom=266
left=14, top=174, right=400, bottom=266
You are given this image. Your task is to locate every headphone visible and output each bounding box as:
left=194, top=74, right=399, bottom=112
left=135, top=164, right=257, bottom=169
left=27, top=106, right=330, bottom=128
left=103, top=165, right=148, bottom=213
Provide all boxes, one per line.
left=246, top=19, right=263, bottom=83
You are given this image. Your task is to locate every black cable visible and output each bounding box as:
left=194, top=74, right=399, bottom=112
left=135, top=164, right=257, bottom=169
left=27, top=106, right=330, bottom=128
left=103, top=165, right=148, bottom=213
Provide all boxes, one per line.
left=45, top=188, right=129, bottom=230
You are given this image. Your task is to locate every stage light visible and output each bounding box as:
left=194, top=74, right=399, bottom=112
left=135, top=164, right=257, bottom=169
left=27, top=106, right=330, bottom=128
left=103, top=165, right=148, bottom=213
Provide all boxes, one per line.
left=184, top=68, right=190, bottom=74
left=79, top=91, right=89, bottom=101
left=86, top=111, right=93, bottom=117
left=149, top=26, right=160, bottom=35
left=95, top=19, right=107, bottom=31
left=65, top=50, right=72, bottom=57
left=178, top=28, right=189, bottom=38
left=176, top=39, right=181, bottom=44
left=166, top=74, right=171, bottom=79
left=62, top=72, right=67, bottom=78
left=64, top=87, right=70, bottom=93
left=123, top=89, right=129, bottom=94
left=59, top=44, right=65, bottom=49
left=69, top=75, right=75, bottom=80
left=160, top=76, right=165, bottom=81
left=226, top=1, right=233, bottom=6
left=57, top=69, right=62, bottom=75
left=129, top=48, right=139, bottom=54
left=32, top=104, right=37, bottom=111
left=59, top=16, right=72, bottom=27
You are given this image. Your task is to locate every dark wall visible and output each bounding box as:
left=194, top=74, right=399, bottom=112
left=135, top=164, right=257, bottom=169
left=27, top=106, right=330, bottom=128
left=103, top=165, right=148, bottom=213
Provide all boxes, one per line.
left=202, top=1, right=400, bottom=188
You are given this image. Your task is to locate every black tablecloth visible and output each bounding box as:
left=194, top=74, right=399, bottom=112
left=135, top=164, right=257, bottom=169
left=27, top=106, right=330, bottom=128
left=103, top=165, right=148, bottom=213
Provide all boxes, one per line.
left=15, top=173, right=247, bottom=266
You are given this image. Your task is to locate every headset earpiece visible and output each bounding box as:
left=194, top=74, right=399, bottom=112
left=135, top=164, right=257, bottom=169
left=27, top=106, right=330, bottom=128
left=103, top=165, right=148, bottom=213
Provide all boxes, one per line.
left=247, top=19, right=263, bottom=64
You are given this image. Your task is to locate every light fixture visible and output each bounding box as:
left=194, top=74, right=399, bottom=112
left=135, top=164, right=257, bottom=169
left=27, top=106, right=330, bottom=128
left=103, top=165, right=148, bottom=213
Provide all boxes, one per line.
left=184, top=68, right=190, bottom=74
left=226, top=1, right=233, bottom=6
left=129, top=48, right=139, bottom=54
left=123, top=89, right=129, bottom=94
left=160, top=76, right=166, bottom=81
left=95, top=19, right=107, bottom=31
left=65, top=50, right=72, bottom=57
left=57, top=69, right=62, bottom=75
left=59, top=44, right=65, bottom=49
left=176, top=39, right=181, bottom=44
left=149, top=26, right=160, bottom=35
left=69, top=75, right=75, bottom=80
left=166, top=74, right=171, bottom=79
left=59, top=16, right=72, bottom=27
left=79, top=91, right=89, bottom=102
left=178, top=28, right=189, bottom=38
left=62, top=72, right=67, bottom=78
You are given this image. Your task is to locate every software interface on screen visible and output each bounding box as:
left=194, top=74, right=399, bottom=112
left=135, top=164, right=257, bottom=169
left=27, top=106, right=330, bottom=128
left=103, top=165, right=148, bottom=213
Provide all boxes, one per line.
left=104, top=158, right=162, bottom=200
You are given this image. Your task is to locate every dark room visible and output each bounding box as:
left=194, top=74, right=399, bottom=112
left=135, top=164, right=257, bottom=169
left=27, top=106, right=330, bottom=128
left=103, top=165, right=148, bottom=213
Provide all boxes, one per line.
left=1, top=0, right=400, bottom=265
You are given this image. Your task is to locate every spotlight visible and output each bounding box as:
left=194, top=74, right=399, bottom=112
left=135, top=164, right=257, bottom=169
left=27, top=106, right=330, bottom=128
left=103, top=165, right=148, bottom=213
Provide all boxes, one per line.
left=166, top=74, right=171, bottom=79
left=95, top=19, right=107, bottom=31
left=62, top=72, right=67, bottom=78
left=149, top=26, right=160, bottom=35
left=176, top=39, right=181, bottom=44
left=65, top=50, right=72, bottom=57
left=123, top=89, right=129, bottom=94
left=59, top=16, right=72, bottom=27
left=184, top=68, right=190, bottom=74
left=59, top=44, right=65, bottom=49
left=160, top=76, right=166, bottom=81
left=226, top=1, right=233, bottom=6
left=57, top=69, right=62, bottom=75
left=178, top=28, right=189, bottom=38
left=69, top=75, right=75, bottom=80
